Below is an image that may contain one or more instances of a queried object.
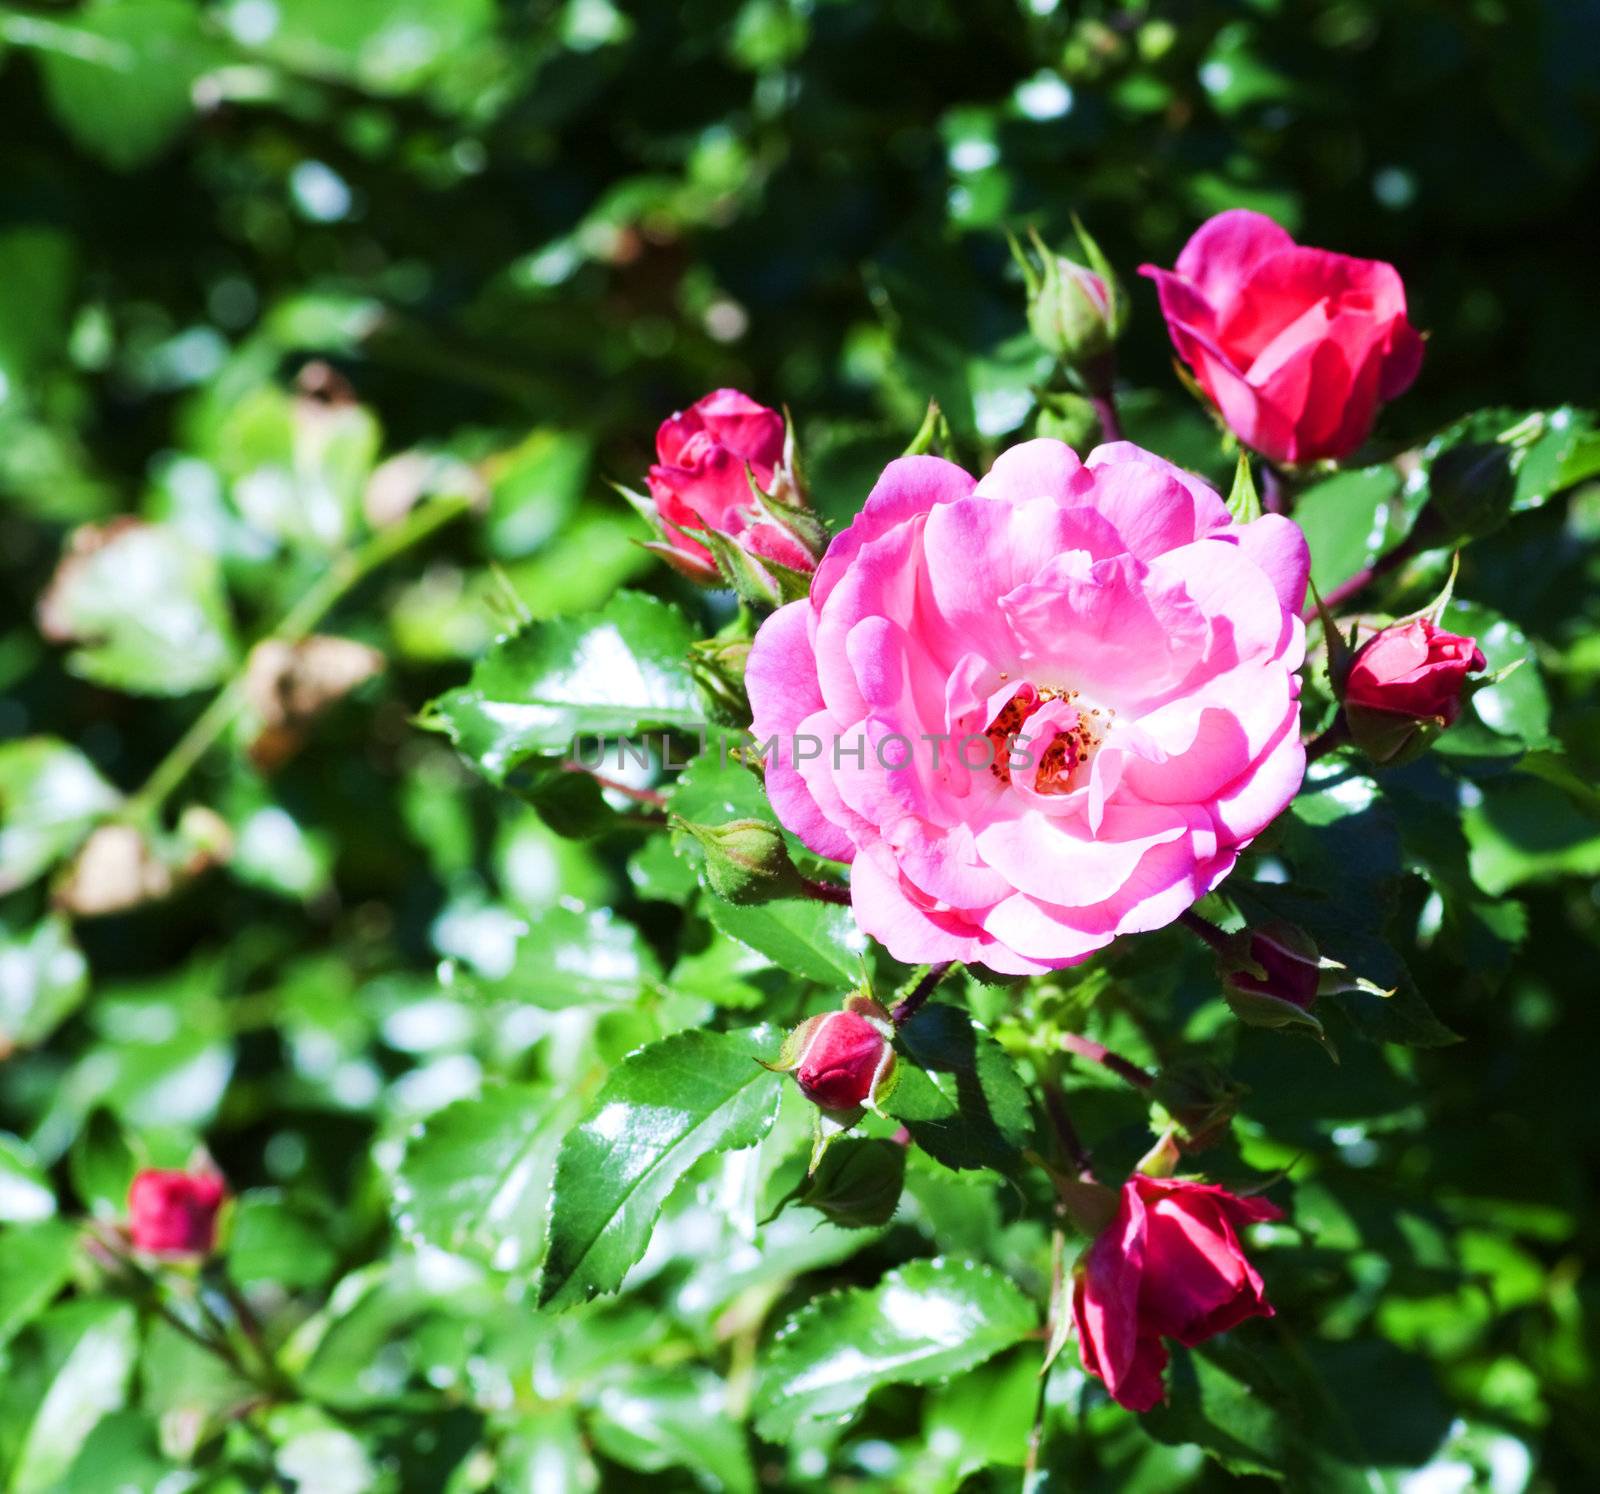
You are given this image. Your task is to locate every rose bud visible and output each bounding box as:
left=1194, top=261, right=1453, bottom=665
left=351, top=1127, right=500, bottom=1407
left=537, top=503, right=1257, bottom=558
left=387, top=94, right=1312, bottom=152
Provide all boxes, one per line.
left=629, top=389, right=823, bottom=598
left=1343, top=618, right=1486, bottom=764
left=1011, top=223, right=1127, bottom=381
left=671, top=815, right=807, bottom=905
left=766, top=996, right=897, bottom=1114
left=127, top=1168, right=227, bottom=1257
left=1073, top=1174, right=1281, bottom=1412
left=1141, top=210, right=1423, bottom=465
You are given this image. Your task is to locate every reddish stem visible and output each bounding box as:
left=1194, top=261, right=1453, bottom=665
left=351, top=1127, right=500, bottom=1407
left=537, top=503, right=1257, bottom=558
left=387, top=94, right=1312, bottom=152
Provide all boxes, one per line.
left=800, top=875, right=852, bottom=906
left=1178, top=908, right=1229, bottom=953
left=563, top=763, right=669, bottom=808
left=1060, top=1031, right=1154, bottom=1090
left=891, top=961, right=954, bottom=1024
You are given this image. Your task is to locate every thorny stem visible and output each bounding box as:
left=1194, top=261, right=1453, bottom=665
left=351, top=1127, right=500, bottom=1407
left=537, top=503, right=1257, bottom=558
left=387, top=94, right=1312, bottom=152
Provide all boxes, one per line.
left=1040, top=1079, right=1094, bottom=1182
left=800, top=875, right=853, bottom=906
left=1060, top=1031, right=1154, bottom=1090
left=1304, top=714, right=1351, bottom=763
left=891, top=961, right=955, bottom=1024
left=1178, top=908, right=1230, bottom=954
left=124, top=495, right=473, bottom=825
left=565, top=765, right=670, bottom=808
left=1306, top=515, right=1440, bottom=622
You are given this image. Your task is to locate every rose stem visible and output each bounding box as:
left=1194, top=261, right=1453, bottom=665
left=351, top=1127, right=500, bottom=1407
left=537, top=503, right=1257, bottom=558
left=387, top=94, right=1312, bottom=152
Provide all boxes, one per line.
left=799, top=875, right=852, bottom=905
left=1059, top=1032, right=1154, bottom=1090
left=1040, top=1079, right=1095, bottom=1181
left=891, top=961, right=955, bottom=1024
left=1303, top=714, right=1351, bottom=763
left=562, top=765, right=670, bottom=808
left=124, top=494, right=473, bottom=825
left=1177, top=908, right=1230, bottom=953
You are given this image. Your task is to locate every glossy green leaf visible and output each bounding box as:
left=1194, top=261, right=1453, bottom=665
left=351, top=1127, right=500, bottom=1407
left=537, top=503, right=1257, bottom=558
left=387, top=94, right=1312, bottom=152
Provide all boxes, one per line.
left=68, top=1110, right=136, bottom=1220
left=1294, top=464, right=1420, bottom=595
left=754, top=1257, right=1037, bottom=1439
left=455, top=902, right=661, bottom=1009
left=0, top=916, right=90, bottom=1052
left=917, top=1346, right=1039, bottom=1491
left=884, top=1003, right=1036, bottom=1171
left=539, top=1027, right=783, bottom=1310
left=587, top=1365, right=756, bottom=1494
left=37, top=0, right=211, bottom=171
left=226, top=1192, right=341, bottom=1291
left=0, top=1220, right=79, bottom=1350
left=424, top=590, right=705, bottom=784
left=394, top=1082, right=574, bottom=1271
left=264, top=0, right=496, bottom=95
left=0, top=739, right=120, bottom=895
left=0, top=1133, right=57, bottom=1224
left=3, top=1301, right=139, bottom=1494
left=705, top=897, right=865, bottom=989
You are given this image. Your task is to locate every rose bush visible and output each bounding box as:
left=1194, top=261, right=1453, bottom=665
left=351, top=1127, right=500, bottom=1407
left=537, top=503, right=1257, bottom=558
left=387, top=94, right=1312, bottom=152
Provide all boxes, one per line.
left=748, top=438, right=1309, bottom=972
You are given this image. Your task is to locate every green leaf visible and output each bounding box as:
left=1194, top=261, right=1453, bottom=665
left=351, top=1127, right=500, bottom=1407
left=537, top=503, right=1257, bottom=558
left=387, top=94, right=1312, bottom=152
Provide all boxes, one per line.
left=883, top=1003, right=1036, bottom=1171
left=424, top=590, right=705, bottom=784
left=1464, top=775, right=1600, bottom=895
left=68, top=1110, right=136, bottom=1220
left=0, top=916, right=90, bottom=1052
left=918, top=1346, right=1038, bottom=1490
left=539, top=1027, right=783, bottom=1310
left=0, top=228, right=75, bottom=380
left=226, top=1192, right=341, bottom=1291
left=456, top=903, right=662, bottom=1009
left=39, top=522, right=238, bottom=695
left=3, top=1301, right=139, bottom=1494
left=1294, top=464, right=1421, bottom=597
left=1435, top=598, right=1551, bottom=757
left=704, top=886, right=866, bottom=988
left=0, top=1132, right=57, bottom=1224
left=753, top=1257, right=1037, bottom=1439
left=0, top=738, right=120, bottom=895
left=37, top=0, right=211, bottom=171
left=394, top=1083, right=574, bottom=1271
left=262, top=0, right=496, bottom=95
left=587, top=1365, right=756, bottom=1494
left=0, top=1220, right=78, bottom=1350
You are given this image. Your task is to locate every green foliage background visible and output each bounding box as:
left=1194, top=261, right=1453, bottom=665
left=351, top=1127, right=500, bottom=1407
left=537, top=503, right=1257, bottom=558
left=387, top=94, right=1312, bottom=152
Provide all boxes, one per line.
left=2, top=1, right=1598, bottom=1490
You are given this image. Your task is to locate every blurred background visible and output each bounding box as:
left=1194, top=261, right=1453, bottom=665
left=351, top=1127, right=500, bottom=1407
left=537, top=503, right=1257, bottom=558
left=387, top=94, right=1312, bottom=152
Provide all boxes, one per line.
left=3, top=1, right=1599, bottom=1488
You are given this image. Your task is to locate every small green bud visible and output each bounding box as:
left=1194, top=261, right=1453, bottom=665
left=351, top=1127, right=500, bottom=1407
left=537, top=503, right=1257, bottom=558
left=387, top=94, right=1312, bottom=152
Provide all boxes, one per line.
left=673, top=816, right=807, bottom=904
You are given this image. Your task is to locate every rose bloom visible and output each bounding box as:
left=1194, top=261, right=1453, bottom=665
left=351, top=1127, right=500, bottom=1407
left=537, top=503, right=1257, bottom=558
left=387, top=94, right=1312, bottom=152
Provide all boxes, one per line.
left=128, top=1168, right=227, bottom=1256
left=1141, top=210, right=1423, bottom=465
left=646, top=388, right=813, bottom=580
left=1345, top=618, right=1485, bottom=723
left=1073, top=1175, right=1282, bottom=1411
left=746, top=439, right=1309, bottom=974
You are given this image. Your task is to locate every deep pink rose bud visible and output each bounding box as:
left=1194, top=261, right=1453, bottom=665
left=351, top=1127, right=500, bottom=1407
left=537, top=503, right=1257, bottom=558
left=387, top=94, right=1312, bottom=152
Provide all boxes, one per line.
left=1073, top=1174, right=1281, bottom=1412
left=767, top=997, right=897, bottom=1114
left=1345, top=618, right=1486, bottom=723
left=128, top=1169, right=227, bottom=1256
left=639, top=388, right=821, bottom=595
left=1141, top=210, right=1423, bottom=464
left=1229, top=926, right=1321, bottom=1009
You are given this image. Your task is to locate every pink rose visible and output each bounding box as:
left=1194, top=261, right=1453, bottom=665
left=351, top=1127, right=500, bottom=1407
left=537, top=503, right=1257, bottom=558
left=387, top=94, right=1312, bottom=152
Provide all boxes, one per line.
left=1140, top=211, right=1423, bottom=465
left=646, top=388, right=814, bottom=581
left=1345, top=618, right=1485, bottom=723
left=128, top=1168, right=227, bottom=1256
left=745, top=439, right=1309, bottom=974
left=1073, top=1175, right=1282, bottom=1412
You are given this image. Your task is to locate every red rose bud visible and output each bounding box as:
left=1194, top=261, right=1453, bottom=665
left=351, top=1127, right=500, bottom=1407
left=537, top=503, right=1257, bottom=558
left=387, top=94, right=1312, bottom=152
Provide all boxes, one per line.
left=768, top=997, right=897, bottom=1114
left=128, top=1169, right=227, bottom=1257
left=1072, top=1175, right=1281, bottom=1412
left=631, top=388, right=822, bottom=596
left=1346, top=618, right=1485, bottom=722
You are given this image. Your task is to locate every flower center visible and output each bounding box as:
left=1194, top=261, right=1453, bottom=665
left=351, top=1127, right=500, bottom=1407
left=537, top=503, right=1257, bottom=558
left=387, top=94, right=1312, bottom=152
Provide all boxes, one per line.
left=983, top=680, right=1110, bottom=794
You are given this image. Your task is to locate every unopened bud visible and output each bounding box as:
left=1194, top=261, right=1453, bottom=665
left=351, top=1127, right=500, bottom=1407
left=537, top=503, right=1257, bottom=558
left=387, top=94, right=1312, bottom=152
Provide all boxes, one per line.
left=766, top=996, right=898, bottom=1114
left=672, top=816, right=806, bottom=904
left=1343, top=618, right=1486, bottom=765
left=127, top=1168, right=227, bottom=1257
left=1010, top=221, right=1127, bottom=373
